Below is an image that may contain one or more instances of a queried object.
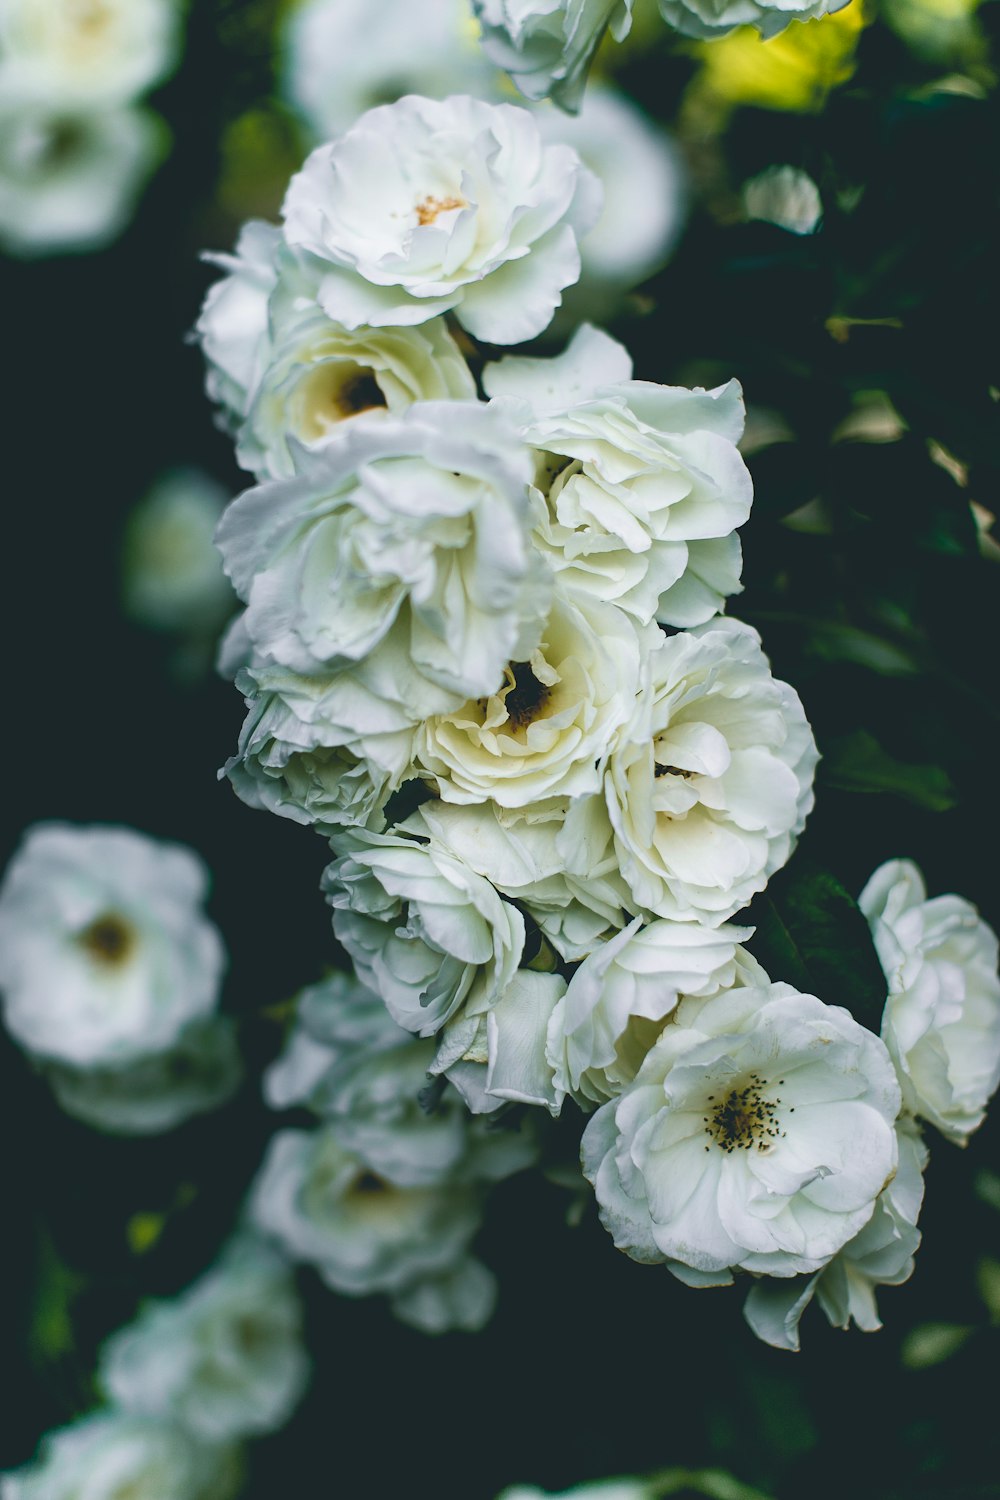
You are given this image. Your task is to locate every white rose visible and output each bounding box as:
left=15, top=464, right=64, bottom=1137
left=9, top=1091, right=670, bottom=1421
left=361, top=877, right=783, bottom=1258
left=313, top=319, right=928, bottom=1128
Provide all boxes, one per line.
left=0, top=92, right=164, bottom=258
left=264, top=970, right=398, bottom=1111
left=99, top=1239, right=308, bottom=1443
left=534, top=87, right=686, bottom=288
left=224, top=661, right=418, bottom=832
left=0, top=0, right=181, bottom=108
left=123, top=469, right=233, bottom=636
left=743, top=165, right=822, bottom=236
left=281, top=94, right=601, bottom=344
left=282, top=0, right=496, bottom=143
left=196, top=221, right=281, bottom=426
left=549, top=919, right=756, bottom=1109
left=44, top=1018, right=241, bottom=1135
left=657, top=0, right=850, bottom=41
left=744, top=1117, right=927, bottom=1349
left=582, top=983, right=901, bottom=1279
left=0, top=824, right=227, bottom=1068
left=322, top=827, right=525, bottom=1036
left=485, top=325, right=753, bottom=628
left=575, top=616, right=817, bottom=924
left=0, top=1414, right=240, bottom=1500
left=860, top=858, right=1000, bottom=1143
left=472, top=0, right=634, bottom=111
left=416, top=595, right=652, bottom=809
left=216, top=402, right=551, bottom=706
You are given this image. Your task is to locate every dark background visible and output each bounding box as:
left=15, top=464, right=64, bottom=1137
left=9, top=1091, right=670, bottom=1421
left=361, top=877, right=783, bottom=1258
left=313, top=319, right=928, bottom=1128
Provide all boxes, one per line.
left=2, top=2, right=1000, bottom=1494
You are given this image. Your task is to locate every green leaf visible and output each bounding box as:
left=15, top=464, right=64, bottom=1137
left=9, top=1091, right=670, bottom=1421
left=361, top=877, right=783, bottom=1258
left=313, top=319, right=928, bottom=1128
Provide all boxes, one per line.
left=747, top=860, right=888, bottom=1032
left=820, top=729, right=958, bottom=811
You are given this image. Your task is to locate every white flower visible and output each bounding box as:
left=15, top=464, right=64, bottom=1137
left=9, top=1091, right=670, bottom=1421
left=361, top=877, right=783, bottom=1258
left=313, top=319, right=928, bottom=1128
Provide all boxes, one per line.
left=196, top=221, right=281, bottom=426
left=282, top=0, right=495, bottom=143
left=264, top=970, right=397, bottom=1112
left=534, top=87, right=686, bottom=288
left=744, top=1117, right=928, bottom=1349
left=860, top=858, right=1000, bottom=1143
left=573, top=616, right=817, bottom=924
left=281, top=94, right=601, bottom=344
left=0, top=824, right=227, bottom=1068
left=0, top=92, right=164, bottom=258
left=322, top=827, right=525, bottom=1037
left=549, top=920, right=757, bottom=1109
left=99, top=1239, right=309, bottom=1443
left=582, top=983, right=901, bottom=1279
left=496, top=1484, right=652, bottom=1500
left=44, top=1018, right=241, bottom=1135
left=485, top=326, right=752, bottom=628
left=0, top=0, right=181, bottom=109
left=656, top=0, right=851, bottom=41
left=743, top=165, right=822, bottom=236
left=123, top=469, right=233, bottom=635
left=249, top=1123, right=497, bottom=1330
left=472, top=0, right=634, bottom=111
left=416, top=595, right=652, bottom=809
left=0, top=1413, right=240, bottom=1500
left=216, top=401, right=550, bottom=707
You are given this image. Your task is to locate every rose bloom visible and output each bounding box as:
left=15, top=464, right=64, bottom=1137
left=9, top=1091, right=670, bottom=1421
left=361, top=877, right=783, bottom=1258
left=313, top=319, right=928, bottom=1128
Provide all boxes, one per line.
left=0, top=1413, right=240, bottom=1500
left=485, top=325, right=752, bottom=628
left=582, top=982, right=900, bottom=1279
left=0, top=824, right=227, bottom=1068
left=281, top=94, right=601, bottom=344
left=657, top=0, right=850, bottom=40
left=472, top=0, right=635, bottom=111
left=0, top=0, right=181, bottom=108
left=860, top=858, right=1000, bottom=1143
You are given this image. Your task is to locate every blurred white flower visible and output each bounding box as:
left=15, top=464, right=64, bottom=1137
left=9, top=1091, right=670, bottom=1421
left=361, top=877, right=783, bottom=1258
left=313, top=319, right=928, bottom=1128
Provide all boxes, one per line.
left=264, top=969, right=396, bottom=1112
left=860, top=858, right=1000, bottom=1143
left=0, top=0, right=181, bottom=109
left=657, top=0, right=850, bottom=41
left=534, top=88, right=686, bottom=288
left=282, top=0, right=494, bottom=142
left=582, top=982, right=900, bottom=1279
left=281, top=94, right=601, bottom=344
left=570, top=617, right=817, bottom=924
left=472, top=0, right=634, bottom=111
left=497, top=1483, right=652, bottom=1500
left=485, top=326, right=752, bottom=628
left=0, top=92, right=164, bottom=257
left=323, top=827, right=525, bottom=1037
left=0, top=1413, right=240, bottom=1500
left=123, top=469, right=233, bottom=635
left=743, top=165, right=823, bottom=236
left=216, top=402, right=550, bottom=708
left=744, top=1116, right=928, bottom=1349
left=0, top=824, right=227, bottom=1069
left=99, top=1239, right=309, bottom=1443
left=45, top=1017, right=241, bottom=1135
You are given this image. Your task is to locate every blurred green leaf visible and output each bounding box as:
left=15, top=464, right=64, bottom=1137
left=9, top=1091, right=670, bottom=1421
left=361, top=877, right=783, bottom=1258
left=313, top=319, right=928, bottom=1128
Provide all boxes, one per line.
left=901, top=1322, right=974, bottom=1370
left=820, top=729, right=958, bottom=810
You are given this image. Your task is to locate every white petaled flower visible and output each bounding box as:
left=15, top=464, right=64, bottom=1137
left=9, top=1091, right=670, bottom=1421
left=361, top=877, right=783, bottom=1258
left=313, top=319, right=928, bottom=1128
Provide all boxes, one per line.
left=743, top=165, right=823, bottom=236
left=196, top=221, right=282, bottom=428
left=533, top=87, right=687, bottom=288
left=656, top=0, right=850, bottom=41
left=860, top=858, right=1000, bottom=1144
left=0, top=0, right=181, bottom=109
left=281, top=94, right=602, bottom=345
left=0, top=92, right=164, bottom=258
left=472, top=0, right=635, bottom=111
left=549, top=920, right=757, bottom=1109
left=582, top=983, right=901, bottom=1279
left=0, top=1413, right=240, bottom=1500
left=123, top=469, right=233, bottom=636
left=323, top=827, right=525, bottom=1037
left=45, top=1018, right=241, bottom=1135
left=0, top=824, right=227, bottom=1069
left=264, top=970, right=399, bottom=1112
left=416, top=595, right=653, bottom=809
left=485, top=326, right=752, bottom=628
left=99, top=1239, right=309, bottom=1443
left=223, top=660, right=418, bottom=832
left=744, top=1117, right=928, bottom=1350
left=216, top=402, right=551, bottom=708
left=571, top=616, right=817, bottom=924
left=496, top=1484, right=653, bottom=1500
left=282, top=0, right=496, bottom=143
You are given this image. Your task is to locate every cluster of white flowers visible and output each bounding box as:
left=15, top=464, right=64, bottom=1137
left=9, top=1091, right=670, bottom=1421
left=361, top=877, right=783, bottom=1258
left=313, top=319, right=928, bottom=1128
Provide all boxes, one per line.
left=0, top=0, right=180, bottom=256
left=0, top=824, right=240, bottom=1133
left=2, top=1236, right=309, bottom=1498
left=195, top=86, right=1000, bottom=1353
